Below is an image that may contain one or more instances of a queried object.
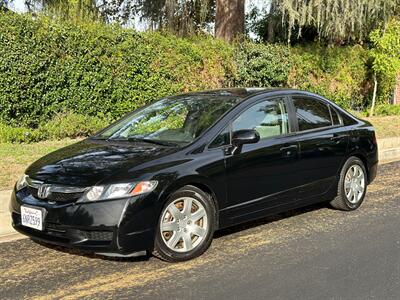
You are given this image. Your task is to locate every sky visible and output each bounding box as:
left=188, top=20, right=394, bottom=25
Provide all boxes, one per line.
left=8, top=0, right=268, bottom=33
left=8, top=0, right=25, bottom=12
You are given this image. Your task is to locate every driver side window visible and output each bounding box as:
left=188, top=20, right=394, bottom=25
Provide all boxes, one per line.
left=232, top=98, right=289, bottom=140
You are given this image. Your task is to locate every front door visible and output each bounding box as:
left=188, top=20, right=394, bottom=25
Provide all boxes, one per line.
left=222, top=97, right=302, bottom=223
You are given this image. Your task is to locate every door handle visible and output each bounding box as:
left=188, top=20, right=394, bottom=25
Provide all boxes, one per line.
left=280, top=144, right=298, bottom=158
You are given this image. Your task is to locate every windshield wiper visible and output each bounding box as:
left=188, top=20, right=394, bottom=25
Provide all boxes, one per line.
left=110, top=137, right=178, bottom=147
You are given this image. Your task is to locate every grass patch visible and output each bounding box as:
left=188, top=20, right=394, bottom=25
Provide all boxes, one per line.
left=0, top=139, right=79, bottom=190
left=363, top=116, right=400, bottom=139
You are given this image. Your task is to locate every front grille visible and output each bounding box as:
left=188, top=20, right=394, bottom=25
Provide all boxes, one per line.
left=46, top=191, right=83, bottom=202
left=27, top=186, right=83, bottom=203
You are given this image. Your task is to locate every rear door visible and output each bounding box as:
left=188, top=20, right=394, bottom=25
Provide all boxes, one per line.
left=288, top=95, right=349, bottom=199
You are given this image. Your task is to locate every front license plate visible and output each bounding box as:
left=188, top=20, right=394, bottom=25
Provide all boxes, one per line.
left=21, top=205, right=45, bottom=231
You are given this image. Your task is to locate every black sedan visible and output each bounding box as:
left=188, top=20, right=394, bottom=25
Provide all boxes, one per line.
left=10, top=88, right=378, bottom=262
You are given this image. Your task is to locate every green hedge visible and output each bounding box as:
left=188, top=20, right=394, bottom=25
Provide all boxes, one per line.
left=40, top=112, right=110, bottom=139
left=0, top=123, right=43, bottom=143
left=0, top=112, right=110, bottom=143
left=288, top=45, right=371, bottom=110
left=0, top=12, right=236, bottom=128
left=1, top=12, right=395, bottom=143
left=373, top=104, right=400, bottom=116
left=234, top=42, right=291, bottom=87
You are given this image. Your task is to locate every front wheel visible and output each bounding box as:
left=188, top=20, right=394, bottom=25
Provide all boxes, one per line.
left=153, top=185, right=216, bottom=262
left=330, top=156, right=367, bottom=211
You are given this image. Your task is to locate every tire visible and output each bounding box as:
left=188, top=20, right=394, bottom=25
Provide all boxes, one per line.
left=330, top=156, right=368, bottom=211
left=153, top=185, right=216, bottom=262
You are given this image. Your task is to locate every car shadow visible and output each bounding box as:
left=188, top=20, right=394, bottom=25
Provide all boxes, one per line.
left=30, top=239, right=151, bottom=262
left=214, top=202, right=327, bottom=238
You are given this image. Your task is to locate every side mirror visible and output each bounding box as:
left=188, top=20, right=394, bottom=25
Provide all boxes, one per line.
left=231, top=129, right=260, bottom=154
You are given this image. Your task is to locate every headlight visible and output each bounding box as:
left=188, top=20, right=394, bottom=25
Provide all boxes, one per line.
left=81, top=181, right=158, bottom=202
left=16, top=175, right=28, bottom=191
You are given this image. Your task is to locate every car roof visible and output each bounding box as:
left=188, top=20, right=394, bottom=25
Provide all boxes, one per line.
left=174, top=88, right=316, bottom=101
left=190, top=88, right=271, bottom=99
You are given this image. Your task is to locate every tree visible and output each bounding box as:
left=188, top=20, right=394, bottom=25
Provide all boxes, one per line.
left=137, top=0, right=214, bottom=35
left=215, top=0, right=245, bottom=42
left=0, top=0, right=8, bottom=9
left=253, top=0, right=400, bottom=44
left=369, top=19, right=400, bottom=115
left=97, top=0, right=215, bottom=34
left=25, top=0, right=101, bottom=21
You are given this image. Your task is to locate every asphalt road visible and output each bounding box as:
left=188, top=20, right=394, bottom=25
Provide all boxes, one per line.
left=1, top=161, right=399, bottom=300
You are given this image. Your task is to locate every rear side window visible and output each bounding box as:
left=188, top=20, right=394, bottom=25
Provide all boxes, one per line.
left=293, top=97, right=332, bottom=131
left=340, top=112, right=358, bottom=126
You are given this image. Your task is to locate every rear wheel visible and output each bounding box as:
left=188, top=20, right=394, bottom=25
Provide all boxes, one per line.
left=153, top=185, right=215, bottom=262
left=330, top=156, right=367, bottom=211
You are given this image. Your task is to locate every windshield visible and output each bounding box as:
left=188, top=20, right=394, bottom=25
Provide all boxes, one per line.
left=96, top=94, right=242, bottom=145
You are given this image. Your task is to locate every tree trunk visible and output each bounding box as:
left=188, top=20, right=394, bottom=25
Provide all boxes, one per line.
left=165, top=0, right=175, bottom=32
left=370, top=73, right=378, bottom=116
left=267, top=0, right=276, bottom=43
left=394, top=74, right=400, bottom=105
left=215, top=0, right=245, bottom=42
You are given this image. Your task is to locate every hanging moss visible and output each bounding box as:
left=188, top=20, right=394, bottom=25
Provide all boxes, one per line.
left=275, top=0, right=399, bottom=43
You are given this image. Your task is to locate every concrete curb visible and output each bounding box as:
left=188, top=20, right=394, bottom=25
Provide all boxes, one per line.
left=0, top=190, right=23, bottom=243
left=377, top=137, right=400, bottom=162
left=1, top=137, right=400, bottom=243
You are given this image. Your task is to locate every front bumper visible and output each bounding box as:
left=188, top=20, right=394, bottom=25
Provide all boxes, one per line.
left=10, top=188, right=158, bottom=255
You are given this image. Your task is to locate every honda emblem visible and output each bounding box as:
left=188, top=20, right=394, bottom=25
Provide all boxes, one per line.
left=37, top=184, right=51, bottom=199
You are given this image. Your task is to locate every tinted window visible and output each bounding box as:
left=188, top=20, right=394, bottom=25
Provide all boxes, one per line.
left=232, top=98, right=289, bottom=139
left=293, top=97, right=332, bottom=131
left=329, top=106, right=341, bottom=125
left=340, top=112, right=358, bottom=126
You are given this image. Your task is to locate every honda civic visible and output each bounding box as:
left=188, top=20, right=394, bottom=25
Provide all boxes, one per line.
left=10, top=88, right=378, bottom=262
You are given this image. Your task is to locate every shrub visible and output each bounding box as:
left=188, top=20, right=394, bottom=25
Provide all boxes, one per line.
left=0, top=12, right=236, bottom=128
left=373, top=104, right=400, bottom=116
left=288, top=45, right=371, bottom=110
left=0, top=123, right=43, bottom=143
left=0, top=113, right=110, bottom=143
left=235, top=42, right=291, bottom=87
left=3, top=11, right=398, bottom=143
left=369, top=19, right=400, bottom=105
left=40, top=112, right=111, bottom=139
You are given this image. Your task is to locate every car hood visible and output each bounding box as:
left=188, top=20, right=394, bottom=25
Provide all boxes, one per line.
left=25, top=139, right=179, bottom=187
